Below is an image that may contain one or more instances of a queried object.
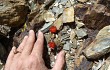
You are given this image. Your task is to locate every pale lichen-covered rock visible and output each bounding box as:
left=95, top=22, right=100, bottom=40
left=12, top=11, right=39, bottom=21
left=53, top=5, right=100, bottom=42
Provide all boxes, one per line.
left=83, top=25, right=110, bottom=59
left=53, top=15, right=63, bottom=30
left=63, top=6, right=74, bottom=23
left=44, top=11, right=55, bottom=22
left=0, top=0, right=29, bottom=27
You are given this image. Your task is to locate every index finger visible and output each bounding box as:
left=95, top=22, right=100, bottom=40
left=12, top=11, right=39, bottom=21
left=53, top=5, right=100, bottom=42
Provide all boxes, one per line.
left=31, top=31, right=44, bottom=57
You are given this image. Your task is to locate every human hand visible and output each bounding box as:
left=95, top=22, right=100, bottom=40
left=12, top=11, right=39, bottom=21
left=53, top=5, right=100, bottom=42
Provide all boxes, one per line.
left=4, top=30, right=65, bottom=70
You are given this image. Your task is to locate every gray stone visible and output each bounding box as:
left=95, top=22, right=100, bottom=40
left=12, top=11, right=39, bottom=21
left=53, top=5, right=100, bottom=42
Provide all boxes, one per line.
left=61, top=34, right=70, bottom=41
left=55, top=0, right=61, bottom=3
left=100, top=59, right=110, bottom=70
left=92, top=59, right=105, bottom=70
left=52, top=7, right=59, bottom=14
left=52, top=6, right=63, bottom=17
left=76, top=28, right=87, bottom=39
left=0, top=0, right=29, bottom=27
left=84, top=25, right=110, bottom=59
left=60, top=0, right=68, bottom=5
left=63, top=42, right=73, bottom=51
left=65, top=0, right=72, bottom=8
left=59, top=8, right=64, bottom=14
left=40, top=22, right=53, bottom=33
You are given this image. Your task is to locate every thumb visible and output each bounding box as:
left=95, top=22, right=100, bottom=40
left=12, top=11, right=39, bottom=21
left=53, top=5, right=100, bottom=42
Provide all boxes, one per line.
left=52, top=50, right=65, bottom=70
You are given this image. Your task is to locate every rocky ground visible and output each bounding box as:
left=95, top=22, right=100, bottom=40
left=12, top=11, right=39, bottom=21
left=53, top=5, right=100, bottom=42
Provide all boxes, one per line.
left=0, top=0, right=110, bottom=70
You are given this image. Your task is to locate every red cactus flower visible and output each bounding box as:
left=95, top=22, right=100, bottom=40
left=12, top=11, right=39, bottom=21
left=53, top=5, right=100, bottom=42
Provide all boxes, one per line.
left=49, top=26, right=57, bottom=33
left=48, top=41, right=56, bottom=49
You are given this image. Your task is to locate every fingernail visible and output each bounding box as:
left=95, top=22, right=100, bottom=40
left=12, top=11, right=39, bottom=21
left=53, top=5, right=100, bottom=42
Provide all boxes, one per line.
left=29, top=30, right=33, bottom=34
left=61, top=50, right=65, bottom=57
left=38, top=30, right=42, bottom=35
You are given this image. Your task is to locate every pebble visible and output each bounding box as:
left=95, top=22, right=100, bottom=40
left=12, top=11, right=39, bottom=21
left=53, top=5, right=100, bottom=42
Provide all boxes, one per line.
left=54, top=2, right=59, bottom=7
left=61, top=34, right=70, bottom=41
left=76, top=28, right=87, bottom=39
left=100, top=59, right=110, bottom=70
left=96, top=25, right=110, bottom=39
left=92, top=59, right=105, bottom=70
left=44, top=11, right=55, bottom=22
left=70, top=48, right=76, bottom=56
left=63, top=42, right=73, bottom=51
left=60, top=0, right=68, bottom=5
left=52, top=7, right=59, bottom=14
left=40, top=22, right=53, bottom=33
left=75, top=21, right=85, bottom=28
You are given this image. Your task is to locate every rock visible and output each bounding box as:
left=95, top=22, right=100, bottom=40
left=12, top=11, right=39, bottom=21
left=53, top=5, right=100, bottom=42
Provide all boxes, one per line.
left=76, top=28, right=87, bottom=39
left=83, top=25, right=110, bottom=59
left=72, top=39, right=77, bottom=49
left=74, top=4, right=89, bottom=20
left=96, top=25, right=110, bottom=39
left=53, top=15, right=63, bottom=30
left=52, top=7, right=59, bottom=14
left=75, top=21, right=85, bottom=28
left=74, top=55, right=93, bottom=70
left=100, top=59, right=110, bottom=70
left=63, top=6, right=74, bottom=23
left=61, top=34, right=70, bottom=41
left=92, top=59, right=105, bottom=70
left=63, top=42, right=73, bottom=51
left=70, top=48, right=76, bottom=56
left=0, top=25, right=11, bottom=36
left=44, top=33, right=51, bottom=43
left=65, top=0, right=72, bottom=8
left=0, top=0, right=29, bottom=27
left=40, top=22, right=53, bottom=33
left=28, top=0, right=54, bottom=22
left=83, top=4, right=110, bottom=29
left=70, top=29, right=76, bottom=40
left=44, top=11, right=55, bottom=22
left=78, top=0, right=88, bottom=3
left=52, top=7, right=63, bottom=17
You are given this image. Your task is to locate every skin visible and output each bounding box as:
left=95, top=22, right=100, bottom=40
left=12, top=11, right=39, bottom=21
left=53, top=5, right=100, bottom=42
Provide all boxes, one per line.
left=4, top=30, right=65, bottom=70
